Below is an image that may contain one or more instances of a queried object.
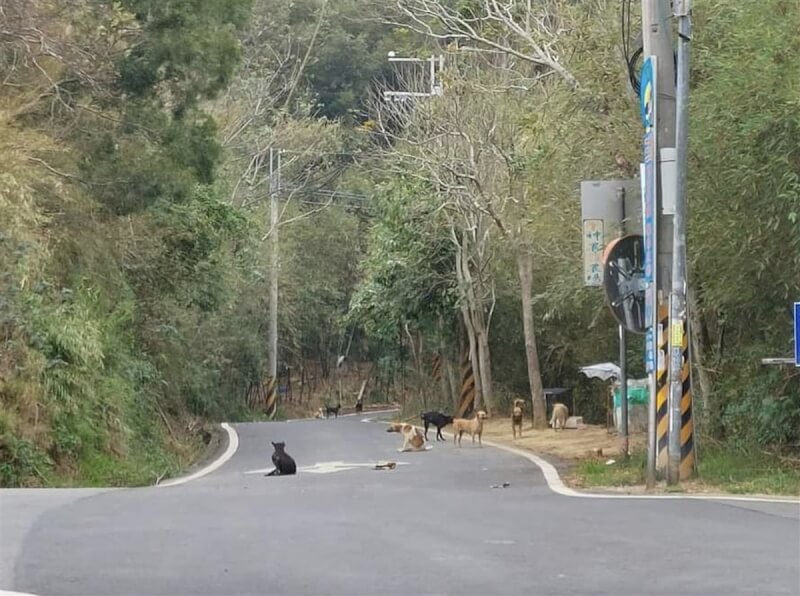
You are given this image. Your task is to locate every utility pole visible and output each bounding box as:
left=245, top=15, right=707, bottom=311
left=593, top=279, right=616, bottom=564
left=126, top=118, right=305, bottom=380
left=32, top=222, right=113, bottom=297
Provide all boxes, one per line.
left=641, top=0, right=676, bottom=487
left=667, top=0, right=695, bottom=484
left=267, top=147, right=281, bottom=418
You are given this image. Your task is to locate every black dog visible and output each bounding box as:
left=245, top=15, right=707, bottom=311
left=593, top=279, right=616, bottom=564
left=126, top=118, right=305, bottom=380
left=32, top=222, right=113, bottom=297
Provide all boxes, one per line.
left=325, top=404, right=341, bottom=418
left=265, top=441, right=296, bottom=476
left=355, top=399, right=363, bottom=414
left=421, top=411, right=453, bottom=441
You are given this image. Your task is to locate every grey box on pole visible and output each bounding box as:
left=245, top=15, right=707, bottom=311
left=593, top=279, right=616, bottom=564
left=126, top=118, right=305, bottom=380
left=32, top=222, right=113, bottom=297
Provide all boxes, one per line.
left=659, top=148, right=677, bottom=215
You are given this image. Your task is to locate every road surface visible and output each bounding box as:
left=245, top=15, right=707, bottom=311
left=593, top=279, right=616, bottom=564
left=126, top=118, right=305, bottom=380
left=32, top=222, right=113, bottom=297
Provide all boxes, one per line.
left=1, top=413, right=798, bottom=596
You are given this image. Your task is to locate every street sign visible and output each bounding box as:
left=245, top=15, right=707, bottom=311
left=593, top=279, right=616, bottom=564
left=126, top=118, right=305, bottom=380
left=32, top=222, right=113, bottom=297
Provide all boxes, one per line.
left=583, top=219, right=604, bottom=286
left=645, top=328, right=655, bottom=373
left=794, top=302, right=799, bottom=367
left=580, top=179, right=642, bottom=287
left=641, top=56, right=657, bottom=287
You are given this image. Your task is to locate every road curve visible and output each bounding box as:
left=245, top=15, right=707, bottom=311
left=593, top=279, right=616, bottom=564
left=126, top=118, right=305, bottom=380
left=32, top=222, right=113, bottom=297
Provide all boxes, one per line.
left=2, top=413, right=799, bottom=596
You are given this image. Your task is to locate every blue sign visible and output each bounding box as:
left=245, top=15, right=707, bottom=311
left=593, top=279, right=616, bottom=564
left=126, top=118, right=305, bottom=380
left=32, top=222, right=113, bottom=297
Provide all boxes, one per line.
left=645, top=328, right=655, bottom=373
left=794, top=302, right=799, bottom=367
left=640, top=58, right=655, bottom=129
left=641, top=57, right=657, bottom=287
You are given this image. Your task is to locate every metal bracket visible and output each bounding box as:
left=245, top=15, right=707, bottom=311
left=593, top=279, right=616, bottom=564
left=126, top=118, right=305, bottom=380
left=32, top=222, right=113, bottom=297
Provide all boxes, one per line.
left=673, top=0, right=691, bottom=17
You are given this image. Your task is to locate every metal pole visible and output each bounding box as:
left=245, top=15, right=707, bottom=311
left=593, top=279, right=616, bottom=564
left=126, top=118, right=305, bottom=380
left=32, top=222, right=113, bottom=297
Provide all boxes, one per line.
left=667, top=0, right=693, bottom=484
left=619, top=324, right=629, bottom=455
left=616, top=186, right=629, bottom=457
left=642, top=0, right=676, bottom=487
left=429, top=54, right=435, bottom=96
left=268, top=148, right=279, bottom=387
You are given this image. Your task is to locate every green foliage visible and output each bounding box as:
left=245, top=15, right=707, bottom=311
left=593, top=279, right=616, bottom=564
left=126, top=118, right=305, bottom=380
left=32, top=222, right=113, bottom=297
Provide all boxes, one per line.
left=118, top=0, right=252, bottom=111
left=0, top=0, right=266, bottom=486
left=349, top=176, right=458, bottom=341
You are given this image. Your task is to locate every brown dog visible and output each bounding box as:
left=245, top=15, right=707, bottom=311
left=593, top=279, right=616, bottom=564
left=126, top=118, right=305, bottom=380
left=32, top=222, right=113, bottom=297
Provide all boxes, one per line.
left=550, top=403, right=569, bottom=431
left=386, top=423, right=428, bottom=452
left=511, top=399, right=524, bottom=439
left=452, top=410, right=488, bottom=447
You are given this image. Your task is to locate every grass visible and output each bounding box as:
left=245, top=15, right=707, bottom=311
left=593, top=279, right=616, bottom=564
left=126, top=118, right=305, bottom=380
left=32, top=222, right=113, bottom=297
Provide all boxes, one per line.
left=573, top=450, right=647, bottom=488
left=696, top=448, right=800, bottom=495
left=571, top=446, right=800, bottom=496
left=43, top=432, right=206, bottom=488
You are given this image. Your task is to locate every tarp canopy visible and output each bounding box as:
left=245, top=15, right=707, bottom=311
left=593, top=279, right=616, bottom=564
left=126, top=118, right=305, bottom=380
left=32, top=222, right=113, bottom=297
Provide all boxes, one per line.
left=579, top=362, right=621, bottom=381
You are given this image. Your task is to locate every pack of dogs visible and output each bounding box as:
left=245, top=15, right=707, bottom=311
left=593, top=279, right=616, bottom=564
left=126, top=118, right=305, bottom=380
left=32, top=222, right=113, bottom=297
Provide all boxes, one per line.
left=267, top=400, right=571, bottom=476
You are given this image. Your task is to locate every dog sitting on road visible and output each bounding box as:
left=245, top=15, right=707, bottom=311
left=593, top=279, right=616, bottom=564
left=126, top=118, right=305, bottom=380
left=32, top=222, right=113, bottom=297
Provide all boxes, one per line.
left=386, top=422, right=429, bottom=452
left=265, top=441, right=297, bottom=476
left=314, top=407, right=325, bottom=419
left=420, top=411, right=453, bottom=441
left=511, top=399, right=524, bottom=439
left=550, top=403, right=569, bottom=431
left=452, top=410, right=488, bottom=447
left=325, top=404, right=341, bottom=418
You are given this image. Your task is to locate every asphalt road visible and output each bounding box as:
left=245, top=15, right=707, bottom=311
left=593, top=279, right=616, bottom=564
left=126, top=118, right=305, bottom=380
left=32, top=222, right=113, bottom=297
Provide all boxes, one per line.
left=1, top=413, right=799, bottom=596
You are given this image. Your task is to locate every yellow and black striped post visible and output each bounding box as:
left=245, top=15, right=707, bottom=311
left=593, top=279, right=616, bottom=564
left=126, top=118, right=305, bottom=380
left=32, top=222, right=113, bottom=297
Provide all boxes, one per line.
left=265, top=376, right=278, bottom=420
left=655, top=304, right=670, bottom=473
left=431, top=353, right=442, bottom=384
left=456, top=353, right=475, bottom=418
left=677, top=320, right=696, bottom=480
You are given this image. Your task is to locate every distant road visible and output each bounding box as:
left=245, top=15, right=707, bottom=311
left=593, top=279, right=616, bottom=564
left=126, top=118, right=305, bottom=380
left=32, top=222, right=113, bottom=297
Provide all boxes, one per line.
left=2, top=413, right=798, bottom=595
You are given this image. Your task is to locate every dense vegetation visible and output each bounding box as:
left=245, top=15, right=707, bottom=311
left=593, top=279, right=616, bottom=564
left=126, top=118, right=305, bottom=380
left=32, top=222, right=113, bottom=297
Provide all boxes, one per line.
left=1, top=0, right=797, bottom=487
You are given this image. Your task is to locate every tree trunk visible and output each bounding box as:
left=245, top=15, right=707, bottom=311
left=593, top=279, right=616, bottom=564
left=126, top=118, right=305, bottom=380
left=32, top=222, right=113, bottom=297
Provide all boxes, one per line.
left=456, top=233, right=484, bottom=411
left=517, top=249, right=547, bottom=429
left=460, top=302, right=483, bottom=411
left=476, top=328, right=494, bottom=415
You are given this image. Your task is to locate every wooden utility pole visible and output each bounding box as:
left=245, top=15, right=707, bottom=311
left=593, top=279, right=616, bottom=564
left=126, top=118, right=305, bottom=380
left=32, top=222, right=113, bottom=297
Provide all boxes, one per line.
left=266, top=148, right=281, bottom=419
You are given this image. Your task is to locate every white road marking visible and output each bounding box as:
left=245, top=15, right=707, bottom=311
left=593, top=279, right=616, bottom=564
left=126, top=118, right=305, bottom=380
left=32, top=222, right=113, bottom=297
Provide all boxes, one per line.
left=483, top=539, right=515, bottom=545
left=157, top=423, right=239, bottom=488
left=382, top=421, right=800, bottom=504
left=286, top=408, right=399, bottom=423
left=245, top=461, right=411, bottom=475
left=299, top=461, right=410, bottom=474
left=1, top=591, right=41, bottom=596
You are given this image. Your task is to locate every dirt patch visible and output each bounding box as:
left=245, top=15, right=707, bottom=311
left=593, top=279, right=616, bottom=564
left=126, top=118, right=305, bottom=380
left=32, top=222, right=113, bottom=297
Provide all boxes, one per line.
left=480, top=418, right=645, bottom=461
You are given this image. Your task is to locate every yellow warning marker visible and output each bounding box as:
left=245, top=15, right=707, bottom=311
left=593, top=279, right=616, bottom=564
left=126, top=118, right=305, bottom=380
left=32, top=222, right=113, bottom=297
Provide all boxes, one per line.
left=456, top=353, right=475, bottom=418
left=656, top=304, right=670, bottom=473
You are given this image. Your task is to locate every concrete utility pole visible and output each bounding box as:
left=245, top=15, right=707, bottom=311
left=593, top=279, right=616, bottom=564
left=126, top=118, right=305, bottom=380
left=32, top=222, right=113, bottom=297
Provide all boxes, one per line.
left=667, top=0, right=694, bottom=484
left=268, top=148, right=281, bottom=412
left=641, top=0, right=676, bottom=487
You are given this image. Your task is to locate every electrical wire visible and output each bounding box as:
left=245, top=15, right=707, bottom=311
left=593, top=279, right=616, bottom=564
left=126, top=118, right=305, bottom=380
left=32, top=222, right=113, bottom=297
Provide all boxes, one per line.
left=621, top=0, right=642, bottom=96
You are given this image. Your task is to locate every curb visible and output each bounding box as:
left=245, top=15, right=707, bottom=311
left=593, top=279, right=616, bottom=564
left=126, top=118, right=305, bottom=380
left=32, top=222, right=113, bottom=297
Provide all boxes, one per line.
left=157, top=423, right=239, bottom=488
left=379, top=417, right=800, bottom=505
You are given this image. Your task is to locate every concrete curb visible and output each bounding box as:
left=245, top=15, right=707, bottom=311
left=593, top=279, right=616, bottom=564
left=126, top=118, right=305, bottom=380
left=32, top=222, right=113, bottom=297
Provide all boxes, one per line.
left=378, top=418, right=800, bottom=505
left=157, top=423, right=239, bottom=488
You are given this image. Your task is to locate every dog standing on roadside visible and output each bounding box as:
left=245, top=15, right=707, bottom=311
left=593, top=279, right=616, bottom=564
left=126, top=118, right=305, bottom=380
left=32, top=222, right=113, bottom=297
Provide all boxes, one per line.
left=511, top=399, right=524, bottom=439
left=386, top=422, right=429, bottom=452
left=550, top=402, right=569, bottom=431
left=265, top=441, right=297, bottom=476
left=355, top=398, right=363, bottom=414
left=420, top=411, right=453, bottom=441
left=325, top=404, right=341, bottom=418
left=452, top=410, right=488, bottom=447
